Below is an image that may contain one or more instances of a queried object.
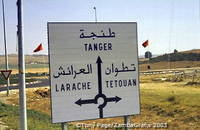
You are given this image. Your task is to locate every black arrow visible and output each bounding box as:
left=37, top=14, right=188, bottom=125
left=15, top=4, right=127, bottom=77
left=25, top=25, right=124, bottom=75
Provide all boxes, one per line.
left=106, top=96, right=122, bottom=103
left=75, top=98, right=96, bottom=106
left=96, top=56, right=103, bottom=94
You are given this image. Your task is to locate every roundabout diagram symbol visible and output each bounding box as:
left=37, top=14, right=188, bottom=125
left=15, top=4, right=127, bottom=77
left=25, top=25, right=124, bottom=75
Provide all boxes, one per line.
left=75, top=56, right=122, bottom=118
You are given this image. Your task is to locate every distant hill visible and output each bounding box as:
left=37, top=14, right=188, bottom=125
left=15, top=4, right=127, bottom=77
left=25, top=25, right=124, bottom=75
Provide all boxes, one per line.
left=140, top=49, right=200, bottom=64
left=181, top=49, right=200, bottom=54
left=0, top=54, right=48, bottom=64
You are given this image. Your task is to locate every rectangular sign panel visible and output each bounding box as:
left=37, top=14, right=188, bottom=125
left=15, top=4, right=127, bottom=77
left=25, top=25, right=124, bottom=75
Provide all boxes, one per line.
left=48, top=22, right=140, bottom=123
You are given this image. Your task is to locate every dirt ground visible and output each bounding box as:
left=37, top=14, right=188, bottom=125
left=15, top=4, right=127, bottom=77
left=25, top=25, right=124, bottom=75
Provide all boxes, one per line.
left=0, top=120, right=9, bottom=130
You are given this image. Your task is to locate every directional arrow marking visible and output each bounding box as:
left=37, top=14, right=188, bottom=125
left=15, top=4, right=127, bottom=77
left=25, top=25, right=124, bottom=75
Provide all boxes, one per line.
left=75, top=98, right=96, bottom=106
left=98, top=96, right=122, bottom=109
left=106, top=96, right=122, bottom=103
left=96, top=56, right=103, bottom=94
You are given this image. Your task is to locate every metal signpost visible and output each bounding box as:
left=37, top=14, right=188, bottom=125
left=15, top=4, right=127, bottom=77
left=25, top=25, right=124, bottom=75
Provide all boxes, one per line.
left=48, top=22, right=140, bottom=126
left=17, top=0, right=27, bottom=130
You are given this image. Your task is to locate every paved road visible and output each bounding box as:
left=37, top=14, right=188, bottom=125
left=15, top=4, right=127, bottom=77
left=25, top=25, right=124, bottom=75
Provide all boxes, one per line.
left=0, top=79, right=49, bottom=92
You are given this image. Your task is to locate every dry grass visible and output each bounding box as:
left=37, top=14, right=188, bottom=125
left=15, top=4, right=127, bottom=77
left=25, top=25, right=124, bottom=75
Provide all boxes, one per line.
left=6, top=68, right=48, bottom=74
left=0, top=55, right=48, bottom=75
left=0, top=55, right=48, bottom=65
left=25, top=68, right=49, bottom=73
left=0, top=87, right=50, bottom=115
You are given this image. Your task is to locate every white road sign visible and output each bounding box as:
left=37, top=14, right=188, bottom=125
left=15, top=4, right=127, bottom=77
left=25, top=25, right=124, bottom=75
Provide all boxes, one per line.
left=48, top=22, right=140, bottom=123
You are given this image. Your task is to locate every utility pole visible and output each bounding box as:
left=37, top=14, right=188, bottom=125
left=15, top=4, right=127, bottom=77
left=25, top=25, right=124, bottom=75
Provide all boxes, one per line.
left=199, top=0, right=200, bottom=21
left=93, top=7, right=97, bottom=22
left=17, top=0, right=27, bottom=130
left=1, top=0, right=10, bottom=96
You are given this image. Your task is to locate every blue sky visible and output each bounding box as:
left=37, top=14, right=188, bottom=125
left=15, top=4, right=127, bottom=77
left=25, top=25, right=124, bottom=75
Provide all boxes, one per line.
left=0, top=0, right=200, bottom=56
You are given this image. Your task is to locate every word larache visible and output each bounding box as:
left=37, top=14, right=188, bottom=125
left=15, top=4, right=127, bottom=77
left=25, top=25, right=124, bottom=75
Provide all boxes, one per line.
left=55, top=82, right=91, bottom=92
left=105, top=62, right=136, bottom=76
left=80, top=28, right=115, bottom=40
left=53, top=64, right=92, bottom=79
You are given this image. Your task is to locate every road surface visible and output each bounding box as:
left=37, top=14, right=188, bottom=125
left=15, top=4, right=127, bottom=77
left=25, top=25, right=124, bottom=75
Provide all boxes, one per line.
left=0, top=79, right=49, bottom=92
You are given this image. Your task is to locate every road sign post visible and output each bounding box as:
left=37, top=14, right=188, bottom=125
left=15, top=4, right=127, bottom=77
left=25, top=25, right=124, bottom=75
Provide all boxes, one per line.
left=17, top=0, right=27, bottom=130
left=48, top=22, right=140, bottom=123
left=61, top=123, right=68, bottom=130
left=124, top=116, right=129, bottom=130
